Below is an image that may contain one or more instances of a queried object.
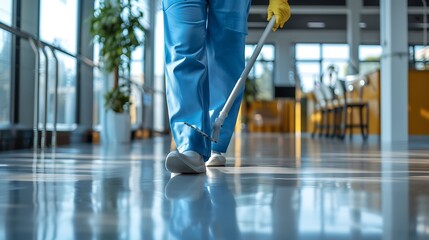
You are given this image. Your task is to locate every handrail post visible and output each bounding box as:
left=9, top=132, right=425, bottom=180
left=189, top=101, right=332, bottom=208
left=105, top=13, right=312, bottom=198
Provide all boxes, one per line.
left=0, top=20, right=100, bottom=150
left=49, top=47, right=59, bottom=148
left=40, top=46, right=49, bottom=149
left=29, top=39, right=40, bottom=150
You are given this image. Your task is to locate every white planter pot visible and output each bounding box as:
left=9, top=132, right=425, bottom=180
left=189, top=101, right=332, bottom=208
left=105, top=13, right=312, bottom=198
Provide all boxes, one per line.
left=105, top=110, right=131, bottom=144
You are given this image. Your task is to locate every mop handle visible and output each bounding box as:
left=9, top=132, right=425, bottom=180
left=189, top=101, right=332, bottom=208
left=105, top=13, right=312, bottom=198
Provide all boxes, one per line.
left=219, top=16, right=276, bottom=117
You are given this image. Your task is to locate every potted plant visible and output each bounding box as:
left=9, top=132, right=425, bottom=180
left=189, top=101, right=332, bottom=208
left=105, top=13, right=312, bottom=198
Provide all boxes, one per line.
left=90, top=0, right=146, bottom=143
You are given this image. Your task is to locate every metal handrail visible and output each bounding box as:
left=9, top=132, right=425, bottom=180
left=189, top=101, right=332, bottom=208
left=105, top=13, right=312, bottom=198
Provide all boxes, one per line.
left=40, top=46, right=49, bottom=149
left=0, top=21, right=97, bottom=68
left=48, top=47, right=59, bottom=148
left=28, top=39, right=40, bottom=150
left=119, top=76, right=165, bottom=95
left=0, top=20, right=99, bottom=149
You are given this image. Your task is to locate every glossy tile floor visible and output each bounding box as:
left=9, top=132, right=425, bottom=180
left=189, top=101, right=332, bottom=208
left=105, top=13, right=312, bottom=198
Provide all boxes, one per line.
left=1, top=133, right=429, bottom=240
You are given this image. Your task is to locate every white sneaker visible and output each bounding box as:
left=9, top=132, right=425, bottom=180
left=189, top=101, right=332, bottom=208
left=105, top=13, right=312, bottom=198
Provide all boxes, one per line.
left=206, top=152, right=226, bottom=167
left=165, top=150, right=206, bottom=174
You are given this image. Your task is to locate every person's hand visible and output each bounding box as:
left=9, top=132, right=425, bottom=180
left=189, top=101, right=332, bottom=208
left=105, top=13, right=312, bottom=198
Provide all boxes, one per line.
left=267, top=0, right=291, bottom=31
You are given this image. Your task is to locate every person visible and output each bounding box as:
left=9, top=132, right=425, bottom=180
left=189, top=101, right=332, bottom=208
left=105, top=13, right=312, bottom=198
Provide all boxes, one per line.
left=163, top=0, right=291, bottom=174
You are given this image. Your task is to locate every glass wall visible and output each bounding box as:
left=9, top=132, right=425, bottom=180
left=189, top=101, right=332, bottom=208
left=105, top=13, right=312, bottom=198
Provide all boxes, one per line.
left=129, top=0, right=148, bottom=128
left=359, top=45, right=382, bottom=75
left=93, top=47, right=103, bottom=130
left=39, top=0, right=78, bottom=129
left=92, top=0, right=106, bottom=130
left=130, top=44, right=145, bottom=128
left=295, top=44, right=383, bottom=93
left=320, top=44, right=349, bottom=87
left=295, top=44, right=321, bottom=93
left=411, top=45, right=429, bottom=70
left=245, top=44, right=275, bottom=100
left=0, top=0, right=12, bottom=125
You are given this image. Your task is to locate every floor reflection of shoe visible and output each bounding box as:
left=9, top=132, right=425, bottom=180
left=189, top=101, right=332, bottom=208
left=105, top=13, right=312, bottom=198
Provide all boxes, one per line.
left=165, top=150, right=206, bottom=174
left=206, top=168, right=226, bottom=186
left=165, top=174, right=206, bottom=200
left=205, top=152, right=226, bottom=167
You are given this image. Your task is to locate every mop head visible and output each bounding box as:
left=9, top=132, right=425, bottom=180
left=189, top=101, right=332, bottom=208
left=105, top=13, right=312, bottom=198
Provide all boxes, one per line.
left=184, top=122, right=217, bottom=143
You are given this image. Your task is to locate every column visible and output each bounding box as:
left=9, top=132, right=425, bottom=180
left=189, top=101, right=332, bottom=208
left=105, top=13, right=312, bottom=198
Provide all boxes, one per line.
left=153, top=1, right=169, bottom=133
left=380, top=0, right=409, bottom=142
left=75, top=0, right=95, bottom=142
left=142, top=0, right=155, bottom=132
left=347, top=0, right=362, bottom=74
left=275, top=37, right=293, bottom=86
left=17, top=0, right=39, bottom=127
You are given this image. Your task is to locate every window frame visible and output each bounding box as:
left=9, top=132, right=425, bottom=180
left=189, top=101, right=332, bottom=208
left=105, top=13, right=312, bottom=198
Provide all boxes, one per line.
left=245, top=43, right=276, bottom=101
left=295, top=43, right=385, bottom=93
left=410, top=45, right=429, bottom=70
left=38, top=0, right=80, bottom=130
left=0, top=0, right=14, bottom=127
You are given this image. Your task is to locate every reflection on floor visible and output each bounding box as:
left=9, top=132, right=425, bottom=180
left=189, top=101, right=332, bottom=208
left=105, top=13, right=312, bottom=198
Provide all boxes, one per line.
left=0, top=133, right=429, bottom=239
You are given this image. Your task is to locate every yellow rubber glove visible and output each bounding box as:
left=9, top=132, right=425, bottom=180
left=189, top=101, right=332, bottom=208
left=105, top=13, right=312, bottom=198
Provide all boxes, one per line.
left=267, top=0, right=291, bottom=31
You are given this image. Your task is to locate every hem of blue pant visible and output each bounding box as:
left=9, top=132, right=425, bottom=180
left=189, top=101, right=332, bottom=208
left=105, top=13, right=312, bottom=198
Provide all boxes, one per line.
left=211, top=144, right=228, bottom=154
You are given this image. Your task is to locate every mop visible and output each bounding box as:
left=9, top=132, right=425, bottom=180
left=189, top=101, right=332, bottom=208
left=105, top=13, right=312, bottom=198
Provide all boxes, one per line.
left=185, top=16, right=277, bottom=143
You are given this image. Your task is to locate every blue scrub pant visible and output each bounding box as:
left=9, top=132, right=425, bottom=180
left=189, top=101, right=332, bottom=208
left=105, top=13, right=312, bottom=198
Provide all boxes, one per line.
left=163, top=0, right=251, bottom=160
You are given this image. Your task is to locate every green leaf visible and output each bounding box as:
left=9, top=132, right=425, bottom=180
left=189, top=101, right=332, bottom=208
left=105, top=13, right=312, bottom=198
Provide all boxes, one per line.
left=89, top=0, right=147, bottom=109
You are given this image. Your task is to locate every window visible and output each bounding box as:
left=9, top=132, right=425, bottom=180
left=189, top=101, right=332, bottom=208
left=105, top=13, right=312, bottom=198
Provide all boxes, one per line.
left=39, top=0, right=78, bottom=129
left=129, top=0, right=148, bottom=128
left=412, top=45, right=429, bottom=70
left=295, top=44, right=351, bottom=92
left=0, top=0, right=12, bottom=125
left=245, top=44, right=275, bottom=100
left=129, top=44, right=145, bottom=127
left=295, top=44, right=383, bottom=93
left=295, top=44, right=321, bottom=93
left=93, top=43, right=103, bottom=129
left=321, top=44, right=349, bottom=86
left=296, top=44, right=320, bottom=60
left=359, top=45, right=382, bottom=75
left=296, top=62, right=320, bottom=93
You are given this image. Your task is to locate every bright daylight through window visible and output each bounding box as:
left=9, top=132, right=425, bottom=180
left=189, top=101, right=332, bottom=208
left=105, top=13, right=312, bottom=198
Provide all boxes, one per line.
left=39, top=0, right=78, bottom=129
left=295, top=44, right=382, bottom=93
left=0, top=0, right=12, bottom=126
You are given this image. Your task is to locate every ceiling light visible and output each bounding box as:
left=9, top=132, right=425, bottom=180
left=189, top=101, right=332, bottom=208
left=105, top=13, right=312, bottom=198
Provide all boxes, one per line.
left=307, top=22, right=326, bottom=28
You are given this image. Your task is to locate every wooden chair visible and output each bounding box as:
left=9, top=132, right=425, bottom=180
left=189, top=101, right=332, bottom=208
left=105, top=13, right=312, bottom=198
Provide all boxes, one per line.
left=318, top=82, right=338, bottom=137
left=311, top=82, right=332, bottom=138
left=333, top=79, right=369, bottom=140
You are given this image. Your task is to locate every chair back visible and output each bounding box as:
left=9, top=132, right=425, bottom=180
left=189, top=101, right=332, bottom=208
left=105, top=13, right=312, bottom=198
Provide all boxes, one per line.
left=333, top=79, right=348, bottom=105
left=319, top=82, right=334, bottom=102
left=313, top=82, right=327, bottom=108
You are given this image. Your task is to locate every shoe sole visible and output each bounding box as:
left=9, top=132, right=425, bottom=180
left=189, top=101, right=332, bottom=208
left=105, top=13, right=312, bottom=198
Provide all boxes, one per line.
left=165, top=152, right=206, bottom=174
left=205, top=157, right=226, bottom=167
